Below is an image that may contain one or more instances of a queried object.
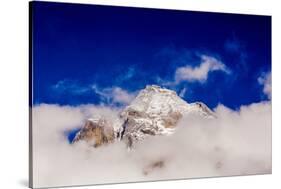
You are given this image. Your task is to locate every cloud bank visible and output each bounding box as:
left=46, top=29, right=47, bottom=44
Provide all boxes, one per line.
left=31, top=101, right=271, bottom=188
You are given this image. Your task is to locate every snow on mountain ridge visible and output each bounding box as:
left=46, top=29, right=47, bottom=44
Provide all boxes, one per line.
left=118, top=85, right=215, bottom=147
left=73, top=85, right=215, bottom=147
left=120, top=85, right=189, bottom=117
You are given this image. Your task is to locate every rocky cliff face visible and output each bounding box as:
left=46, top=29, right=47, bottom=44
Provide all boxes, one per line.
left=72, top=85, right=215, bottom=148
left=72, top=118, right=115, bottom=147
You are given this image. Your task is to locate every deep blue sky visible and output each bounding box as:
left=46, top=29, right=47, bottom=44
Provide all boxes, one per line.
left=31, top=1, right=271, bottom=109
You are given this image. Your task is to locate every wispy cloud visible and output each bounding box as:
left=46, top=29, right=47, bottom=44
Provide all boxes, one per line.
left=154, top=53, right=231, bottom=98
left=111, top=87, right=136, bottom=104
left=51, top=79, right=91, bottom=95
left=224, top=38, right=241, bottom=53
left=179, top=87, right=187, bottom=98
left=116, top=66, right=137, bottom=84
left=51, top=79, right=136, bottom=106
left=124, top=67, right=136, bottom=80
left=175, top=55, right=230, bottom=83
left=92, top=85, right=136, bottom=106
left=224, top=36, right=249, bottom=73
left=258, top=72, right=272, bottom=99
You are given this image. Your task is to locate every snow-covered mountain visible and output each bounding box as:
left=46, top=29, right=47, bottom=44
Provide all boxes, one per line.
left=73, top=85, right=215, bottom=148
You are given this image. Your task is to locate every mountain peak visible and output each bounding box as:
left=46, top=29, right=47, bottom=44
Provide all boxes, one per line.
left=72, top=117, right=115, bottom=147
left=144, top=84, right=177, bottom=95
left=73, top=85, right=215, bottom=148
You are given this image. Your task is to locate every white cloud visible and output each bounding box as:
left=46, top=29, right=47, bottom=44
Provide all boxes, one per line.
left=175, top=55, right=230, bottom=83
left=258, top=72, right=272, bottom=99
left=92, top=85, right=136, bottom=105
left=31, top=101, right=271, bottom=188
left=111, top=87, right=136, bottom=104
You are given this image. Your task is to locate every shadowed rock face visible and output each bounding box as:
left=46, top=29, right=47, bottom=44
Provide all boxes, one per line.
left=119, top=108, right=184, bottom=148
left=143, top=160, right=165, bottom=175
left=72, top=118, right=114, bottom=148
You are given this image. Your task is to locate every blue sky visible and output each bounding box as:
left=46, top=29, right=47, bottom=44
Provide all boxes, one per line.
left=31, top=1, right=271, bottom=110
